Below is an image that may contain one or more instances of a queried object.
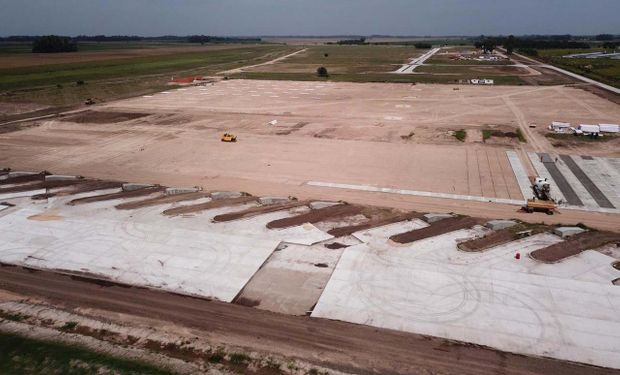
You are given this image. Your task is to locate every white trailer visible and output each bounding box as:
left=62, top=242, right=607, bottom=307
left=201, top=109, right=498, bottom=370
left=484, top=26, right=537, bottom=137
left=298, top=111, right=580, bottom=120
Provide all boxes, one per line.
left=578, top=124, right=600, bottom=134
left=549, top=121, right=571, bottom=133
left=599, top=123, right=620, bottom=133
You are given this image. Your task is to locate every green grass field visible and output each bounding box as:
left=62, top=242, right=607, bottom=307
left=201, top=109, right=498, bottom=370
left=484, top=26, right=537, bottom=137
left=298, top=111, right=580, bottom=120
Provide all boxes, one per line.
left=0, top=332, right=173, bottom=375
left=0, top=45, right=295, bottom=107
left=0, top=46, right=292, bottom=90
left=535, top=48, right=620, bottom=88
left=270, top=44, right=422, bottom=74
left=232, top=71, right=523, bottom=85
left=0, top=41, right=191, bottom=54
left=230, top=44, right=527, bottom=85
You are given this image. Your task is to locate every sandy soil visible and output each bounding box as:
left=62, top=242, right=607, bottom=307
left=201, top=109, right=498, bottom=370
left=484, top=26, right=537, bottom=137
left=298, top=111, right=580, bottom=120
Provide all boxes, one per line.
left=390, top=217, right=481, bottom=243
left=1, top=266, right=615, bottom=375
left=162, top=196, right=256, bottom=216
left=0, top=45, right=264, bottom=69
left=266, top=204, right=363, bottom=229
left=530, top=231, right=620, bottom=263
left=1, top=80, right=619, bottom=230
left=213, top=200, right=310, bottom=222
left=328, top=211, right=421, bottom=237
left=458, top=228, right=515, bottom=252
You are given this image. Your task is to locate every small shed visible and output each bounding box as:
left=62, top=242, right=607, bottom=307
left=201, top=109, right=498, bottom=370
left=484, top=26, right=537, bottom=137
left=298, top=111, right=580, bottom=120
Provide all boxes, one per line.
left=549, top=121, right=571, bottom=132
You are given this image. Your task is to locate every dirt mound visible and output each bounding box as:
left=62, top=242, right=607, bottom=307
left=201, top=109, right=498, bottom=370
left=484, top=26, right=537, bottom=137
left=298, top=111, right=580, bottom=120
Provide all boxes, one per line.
left=390, top=217, right=480, bottom=244
left=116, top=192, right=210, bottom=210
left=458, top=229, right=515, bottom=252
left=212, top=200, right=309, bottom=222
left=530, top=231, right=620, bottom=263
left=276, top=122, right=309, bottom=135
left=0, top=179, right=87, bottom=194
left=162, top=196, right=256, bottom=217
left=266, top=204, right=363, bottom=229
left=61, top=111, right=150, bottom=124
left=31, top=180, right=124, bottom=200
left=328, top=212, right=421, bottom=237
left=69, top=186, right=165, bottom=206
left=324, top=242, right=349, bottom=249
left=0, top=173, right=46, bottom=186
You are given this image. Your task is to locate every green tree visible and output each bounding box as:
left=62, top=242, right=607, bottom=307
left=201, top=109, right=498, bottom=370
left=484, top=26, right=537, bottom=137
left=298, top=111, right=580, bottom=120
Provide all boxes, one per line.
left=505, top=35, right=515, bottom=54
left=32, top=35, right=77, bottom=53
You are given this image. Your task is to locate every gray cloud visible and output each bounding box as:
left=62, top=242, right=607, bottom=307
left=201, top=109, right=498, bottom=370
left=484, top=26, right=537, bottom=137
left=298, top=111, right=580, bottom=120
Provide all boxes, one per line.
left=0, top=0, right=618, bottom=36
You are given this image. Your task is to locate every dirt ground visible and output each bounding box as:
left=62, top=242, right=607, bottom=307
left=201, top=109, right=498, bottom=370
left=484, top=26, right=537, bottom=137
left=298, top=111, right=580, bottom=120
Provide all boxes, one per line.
left=391, top=217, right=481, bottom=243
left=458, top=228, right=516, bottom=252
left=61, top=110, right=150, bottom=124
left=530, top=231, right=620, bottom=263
left=0, top=266, right=615, bottom=375
left=1, top=80, right=619, bottom=230
left=266, top=204, right=363, bottom=229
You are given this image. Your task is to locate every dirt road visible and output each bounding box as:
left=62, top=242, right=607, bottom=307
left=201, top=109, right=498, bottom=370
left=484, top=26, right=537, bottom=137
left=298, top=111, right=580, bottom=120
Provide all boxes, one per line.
left=219, top=48, right=307, bottom=74
left=0, top=266, right=615, bottom=375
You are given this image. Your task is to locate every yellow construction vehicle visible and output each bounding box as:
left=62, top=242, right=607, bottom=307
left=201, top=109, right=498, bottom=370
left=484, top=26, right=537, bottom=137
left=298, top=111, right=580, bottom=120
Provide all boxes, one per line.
left=523, top=198, right=556, bottom=215
left=221, top=133, right=237, bottom=142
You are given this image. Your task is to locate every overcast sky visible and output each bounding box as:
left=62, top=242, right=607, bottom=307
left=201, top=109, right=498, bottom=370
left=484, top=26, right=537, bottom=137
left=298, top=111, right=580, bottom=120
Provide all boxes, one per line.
left=0, top=0, right=618, bottom=37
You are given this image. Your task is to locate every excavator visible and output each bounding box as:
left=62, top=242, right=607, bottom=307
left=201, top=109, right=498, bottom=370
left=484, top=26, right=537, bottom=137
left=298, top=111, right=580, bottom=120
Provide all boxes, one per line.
left=523, top=177, right=556, bottom=215
left=221, top=133, right=237, bottom=142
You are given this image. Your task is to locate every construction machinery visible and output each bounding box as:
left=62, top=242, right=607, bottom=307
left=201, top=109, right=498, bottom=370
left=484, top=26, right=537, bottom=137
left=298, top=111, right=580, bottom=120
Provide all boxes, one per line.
left=523, top=177, right=556, bottom=214
left=221, top=133, right=237, bottom=142
left=523, top=198, right=556, bottom=215
left=532, top=177, right=551, bottom=201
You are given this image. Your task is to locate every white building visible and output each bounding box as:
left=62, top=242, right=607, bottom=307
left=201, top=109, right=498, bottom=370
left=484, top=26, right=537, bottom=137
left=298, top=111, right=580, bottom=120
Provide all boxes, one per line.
left=549, top=121, right=571, bottom=133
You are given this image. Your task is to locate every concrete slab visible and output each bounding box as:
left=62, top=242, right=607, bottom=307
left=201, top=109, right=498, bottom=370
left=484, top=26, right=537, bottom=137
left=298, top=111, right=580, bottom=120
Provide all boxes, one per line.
left=0, top=194, right=329, bottom=302
left=553, top=156, right=600, bottom=209
left=485, top=220, right=517, bottom=230
left=528, top=152, right=567, bottom=203
left=309, top=201, right=341, bottom=210
left=306, top=181, right=524, bottom=206
left=211, top=191, right=243, bottom=200
left=506, top=150, right=531, bottom=200
left=560, top=155, right=614, bottom=209
left=122, top=183, right=154, bottom=192
left=571, top=156, right=620, bottom=209
left=165, top=187, right=201, bottom=195
left=0, top=189, right=47, bottom=200
left=537, top=153, right=583, bottom=206
left=312, top=232, right=620, bottom=369
left=423, top=213, right=454, bottom=223
left=0, top=205, right=279, bottom=302
left=258, top=196, right=291, bottom=205
left=553, top=226, right=586, bottom=238
left=235, top=242, right=344, bottom=315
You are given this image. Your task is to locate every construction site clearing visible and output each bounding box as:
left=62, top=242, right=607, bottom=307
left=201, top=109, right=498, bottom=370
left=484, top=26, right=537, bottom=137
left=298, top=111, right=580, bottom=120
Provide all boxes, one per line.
left=1, top=168, right=620, bottom=370
left=1, top=77, right=620, bottom=373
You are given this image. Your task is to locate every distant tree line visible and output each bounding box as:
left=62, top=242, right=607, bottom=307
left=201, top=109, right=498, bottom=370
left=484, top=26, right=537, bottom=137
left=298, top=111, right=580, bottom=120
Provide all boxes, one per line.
left=595, top=34, right=615, bottom=41
left=187, top=35, right=261, bottom=44
left=335, top=38, right=367, bottom=45
left=475, top=35, right=592, bottom=55
left=32, top=35, right=77, bottom=53
left=74, top=35, right=144, bottom=42
left=0, top=35, right=261, bottom=44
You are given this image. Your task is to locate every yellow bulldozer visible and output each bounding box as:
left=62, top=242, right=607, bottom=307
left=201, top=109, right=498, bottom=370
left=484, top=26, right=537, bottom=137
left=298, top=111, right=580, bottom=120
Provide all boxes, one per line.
left=221, top=133, right=237, bottom=142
